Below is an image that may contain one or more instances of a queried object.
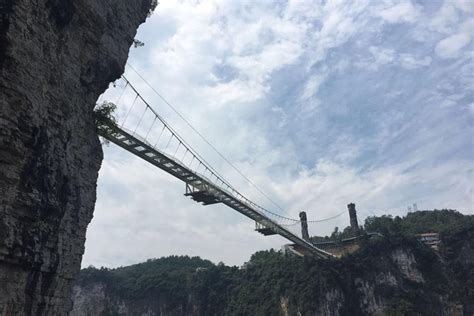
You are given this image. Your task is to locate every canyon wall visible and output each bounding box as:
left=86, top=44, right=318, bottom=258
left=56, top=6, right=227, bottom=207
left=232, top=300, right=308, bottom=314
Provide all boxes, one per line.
left=0, top=0, right=153, bottom=314
left=69, top=227, right=474, bottom=315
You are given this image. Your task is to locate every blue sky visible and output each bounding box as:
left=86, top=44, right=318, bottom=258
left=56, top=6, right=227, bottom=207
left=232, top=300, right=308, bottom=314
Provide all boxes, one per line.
left=82, top=0, right=473, bottom=268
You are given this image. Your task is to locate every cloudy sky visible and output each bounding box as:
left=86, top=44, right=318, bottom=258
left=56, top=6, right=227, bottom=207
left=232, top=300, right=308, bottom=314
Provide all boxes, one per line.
left=82, top=0, right=473, bottom=268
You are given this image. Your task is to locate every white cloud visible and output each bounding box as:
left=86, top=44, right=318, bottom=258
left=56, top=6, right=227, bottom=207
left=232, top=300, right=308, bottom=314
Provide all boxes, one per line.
left=435, top=32, right=471, bottom=58
left=308, top=1, right=368, bottom=66
left=354, top=46, right=396, bottom=71
left=370, top=46, right=396, bottom=65
left=301, top=73, right=326, bottom=100
left=378, top=2, right=420, bottom=24
left=425, top=0, right=474, bottom=36
left=460, top=19, right=474, bottom=34
left=282, top=159, right=472, bottom=217
left=141, top=0, right=310, bottom=110
left=399, top=54, right=432, bottom=69
left=468, top=103, right=474, bottom=114
left=432, top=2, right=459, bottom=33
left=451, top=0, right=474, bottom=13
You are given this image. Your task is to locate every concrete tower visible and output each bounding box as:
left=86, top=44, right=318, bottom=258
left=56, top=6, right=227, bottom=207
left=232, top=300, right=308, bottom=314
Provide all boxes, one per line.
left=299, top=211, right=310, bottom=241
left=347, top=203, right=360, bottom=235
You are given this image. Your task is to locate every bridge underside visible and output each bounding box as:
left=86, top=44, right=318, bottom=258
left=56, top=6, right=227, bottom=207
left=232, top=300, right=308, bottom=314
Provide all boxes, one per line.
left=185, top=189, right=220, bottom=205
left=255, top=222, right=278, bottom=236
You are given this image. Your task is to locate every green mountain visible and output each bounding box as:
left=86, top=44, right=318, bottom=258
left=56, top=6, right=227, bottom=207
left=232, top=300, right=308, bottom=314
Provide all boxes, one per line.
left=71, top=210, right=474, bottom=315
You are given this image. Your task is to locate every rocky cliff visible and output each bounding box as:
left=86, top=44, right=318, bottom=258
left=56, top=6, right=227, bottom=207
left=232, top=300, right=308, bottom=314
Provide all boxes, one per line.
left=70, top=214, right=474, bottom=316
left=0, top=0, right=154, bottom=314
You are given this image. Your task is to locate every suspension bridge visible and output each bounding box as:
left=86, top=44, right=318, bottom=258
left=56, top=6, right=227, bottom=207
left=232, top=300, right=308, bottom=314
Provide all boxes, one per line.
left=97, top=74, right=349, bottom=259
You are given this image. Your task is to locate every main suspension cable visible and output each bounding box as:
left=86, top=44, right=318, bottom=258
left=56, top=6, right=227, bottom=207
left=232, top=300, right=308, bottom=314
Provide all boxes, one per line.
left=126, top=62, right=287, bottom=214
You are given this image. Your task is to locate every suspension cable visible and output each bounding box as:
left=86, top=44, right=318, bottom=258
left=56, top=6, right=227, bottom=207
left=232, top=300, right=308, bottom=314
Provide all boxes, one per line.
left=306, top=210, right=347, bottom=223
left=126, top=62, right=287, bottom=214
left=119, top=75, right=299, bottom=222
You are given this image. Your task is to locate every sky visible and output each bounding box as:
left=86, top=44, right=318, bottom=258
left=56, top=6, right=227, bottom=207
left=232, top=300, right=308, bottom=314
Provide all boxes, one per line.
left=82, top=0, right=473, bottom=268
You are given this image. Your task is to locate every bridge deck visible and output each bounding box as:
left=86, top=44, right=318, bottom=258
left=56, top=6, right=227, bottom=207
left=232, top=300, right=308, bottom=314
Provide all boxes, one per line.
left=99, top=126, right=334, bottom=259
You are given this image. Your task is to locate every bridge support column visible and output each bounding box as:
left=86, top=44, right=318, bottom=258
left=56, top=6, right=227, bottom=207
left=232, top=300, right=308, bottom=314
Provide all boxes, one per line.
left=299, top=211, right=310, bottom=241
left=348, top=203, right=359, bottom=235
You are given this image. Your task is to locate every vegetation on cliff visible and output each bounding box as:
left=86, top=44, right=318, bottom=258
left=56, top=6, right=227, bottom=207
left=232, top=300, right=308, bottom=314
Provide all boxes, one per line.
left=94, top=101, right=118, bottom=136
left=363, top=209, right=473, bottom=236
left=74, top=210, right=474, bottom=315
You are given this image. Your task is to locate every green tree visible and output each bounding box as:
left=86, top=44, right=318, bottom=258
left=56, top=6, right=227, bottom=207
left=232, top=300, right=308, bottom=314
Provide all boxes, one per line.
left=94, top=101, right=118, bottom=138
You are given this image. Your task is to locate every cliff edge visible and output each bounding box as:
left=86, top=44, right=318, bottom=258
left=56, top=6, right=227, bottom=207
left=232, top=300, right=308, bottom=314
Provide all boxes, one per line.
left=0, top=0, right=154, bottom=314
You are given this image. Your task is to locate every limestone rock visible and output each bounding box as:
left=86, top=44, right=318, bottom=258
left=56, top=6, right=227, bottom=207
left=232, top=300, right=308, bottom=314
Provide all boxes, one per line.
left=0, top=0, right=153, bottom=314
left=391, top=248, right=424, bottom=283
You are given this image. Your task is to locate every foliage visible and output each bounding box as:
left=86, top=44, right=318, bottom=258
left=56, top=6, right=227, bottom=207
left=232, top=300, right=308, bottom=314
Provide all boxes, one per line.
left=133, top=39, right=145, bottom=48
left=383, top=298, right=418, bottom=316
left=75, top=265, right=113, bottom=287
left=364, top=209, right=473, bottom=236
left=94, top=101, right=118, bottom=140
left=439, top=225, right=474, bottom=306
left=312, top=209, right=472, bottom=242
left=75, top=210, right=474, bottom=315
left=149, top=0, right=158, bottom=17
left=111, top=256, right=214, bottom=299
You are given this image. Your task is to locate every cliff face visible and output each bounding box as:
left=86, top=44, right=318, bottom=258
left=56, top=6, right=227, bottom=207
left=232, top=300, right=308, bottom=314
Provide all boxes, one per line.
left=70, top=226, right=474, bottom=316
left=0, top=0, right=153, bottom=314
left=68, top=248, right=442, bottom=316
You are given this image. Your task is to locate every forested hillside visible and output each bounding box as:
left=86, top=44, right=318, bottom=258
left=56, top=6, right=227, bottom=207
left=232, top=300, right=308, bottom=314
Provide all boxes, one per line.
left=72, top=210, right=474, bottom=315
